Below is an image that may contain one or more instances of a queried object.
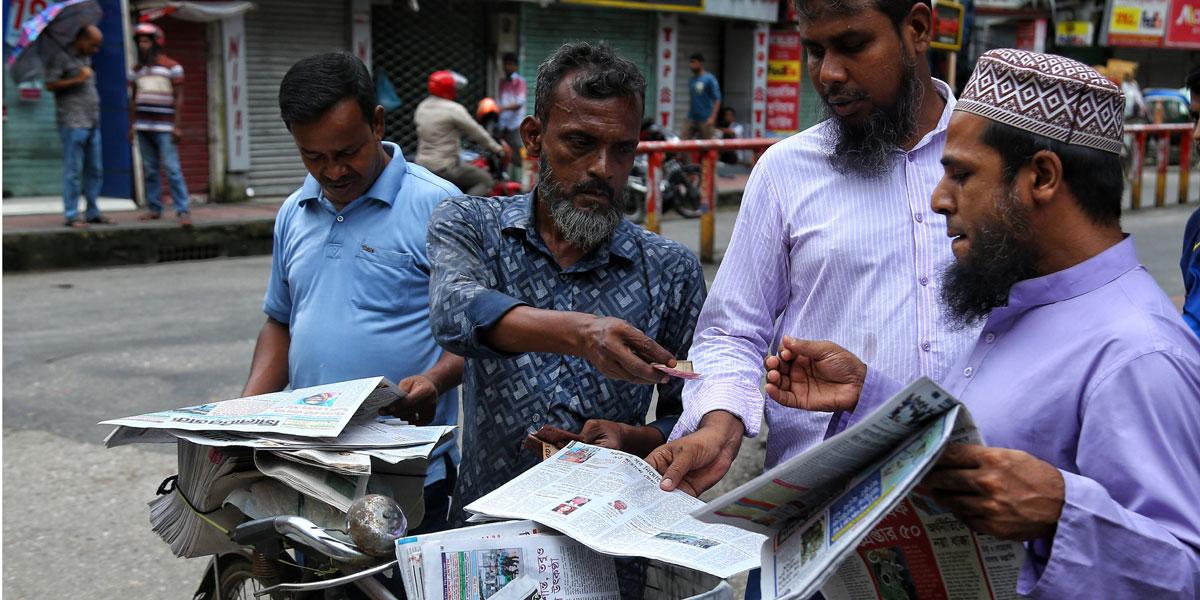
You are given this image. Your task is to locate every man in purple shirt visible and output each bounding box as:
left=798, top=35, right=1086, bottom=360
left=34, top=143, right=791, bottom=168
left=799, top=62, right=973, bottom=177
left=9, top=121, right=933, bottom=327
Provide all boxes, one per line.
left=766, top=50, right=1200, bottom=598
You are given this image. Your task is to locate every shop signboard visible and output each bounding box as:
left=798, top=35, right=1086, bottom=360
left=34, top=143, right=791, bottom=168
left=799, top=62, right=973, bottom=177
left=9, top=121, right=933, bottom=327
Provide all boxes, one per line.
left=1165, top=0, right=1200, bottom=47
left=1105, top=0, right=1169, bottom=46
left=930, top=0, right=964, bottom=51
left=766, top=29, right=801, bottom=136
left=562, top=0, right=703, bottom=12
left=1055, top=20, right=1095, bottom=46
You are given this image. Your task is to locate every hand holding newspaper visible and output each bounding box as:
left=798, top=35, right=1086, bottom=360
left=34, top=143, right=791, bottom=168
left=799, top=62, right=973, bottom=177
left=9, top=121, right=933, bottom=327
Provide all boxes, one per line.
left=693, top=377, right=1025, bottom=600
left=465, top=443, right=767, bottom=579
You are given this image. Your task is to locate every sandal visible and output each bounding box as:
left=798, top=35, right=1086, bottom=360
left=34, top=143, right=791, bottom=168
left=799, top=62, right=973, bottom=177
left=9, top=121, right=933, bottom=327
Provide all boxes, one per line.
left=137, top=212, right=162, bottom=221
left=85, top=215, right=116, bottom=225
left=64, top=219, right=89, bottom=229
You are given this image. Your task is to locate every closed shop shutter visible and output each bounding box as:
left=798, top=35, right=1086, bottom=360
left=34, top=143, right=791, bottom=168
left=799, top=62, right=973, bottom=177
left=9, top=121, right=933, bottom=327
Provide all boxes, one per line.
left=519, top=4, right=657, bottom=121
left=245, top=0, right=347, bottom=197
left=372, top=1, right=489, bottom=157
left=2, top=74, right=62, bottom=197
left=157, top=17, right=210, bottom=196
left=674, top=14, right=724, bottom=128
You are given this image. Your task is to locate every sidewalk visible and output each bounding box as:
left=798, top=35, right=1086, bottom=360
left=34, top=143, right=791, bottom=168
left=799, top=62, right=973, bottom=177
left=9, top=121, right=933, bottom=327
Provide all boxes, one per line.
left=2, top=173, right=751, bottom=272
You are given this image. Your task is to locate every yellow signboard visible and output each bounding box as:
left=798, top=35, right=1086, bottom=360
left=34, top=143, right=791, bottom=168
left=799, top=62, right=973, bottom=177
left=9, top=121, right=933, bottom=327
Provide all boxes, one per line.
left=767, top=60, right=801, bottom=83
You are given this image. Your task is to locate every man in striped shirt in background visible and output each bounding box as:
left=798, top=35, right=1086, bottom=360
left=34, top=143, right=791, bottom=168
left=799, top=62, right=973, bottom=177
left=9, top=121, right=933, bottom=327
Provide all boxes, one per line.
left=649, top=0, right=976, bottom=519
left=129, top=23, right=191, bottom=227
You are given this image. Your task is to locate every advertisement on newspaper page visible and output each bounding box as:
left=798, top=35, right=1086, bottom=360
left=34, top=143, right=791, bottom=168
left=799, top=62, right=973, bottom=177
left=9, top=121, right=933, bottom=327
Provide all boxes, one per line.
left=465, top=443, right=767, bottom=579
left=397, top=520, right=547, bottom=600
left=421, top=535, right=619, bottom=600
left=100, top=377, right=398, bottom=438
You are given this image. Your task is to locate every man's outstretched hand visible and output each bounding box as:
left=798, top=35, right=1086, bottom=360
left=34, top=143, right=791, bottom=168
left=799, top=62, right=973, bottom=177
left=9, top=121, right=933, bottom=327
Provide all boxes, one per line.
left=578, top=316, right=674, bottom=385
left=647, top=411, right=744, bottom=497
left=764, top=337, right=867, bottom=413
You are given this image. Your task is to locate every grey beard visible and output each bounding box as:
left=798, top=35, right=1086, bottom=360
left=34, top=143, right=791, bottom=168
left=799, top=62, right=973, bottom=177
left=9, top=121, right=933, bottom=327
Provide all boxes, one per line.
left=539, top=158, right=622, bottom=252
left=939, top=189, right=1040, bottom=329
left=822, top=58, right=923, bottom=179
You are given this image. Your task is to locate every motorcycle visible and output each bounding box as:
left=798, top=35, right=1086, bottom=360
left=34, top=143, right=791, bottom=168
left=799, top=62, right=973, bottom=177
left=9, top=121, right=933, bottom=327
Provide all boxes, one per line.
left=464, top=97, right=524, bottom=198
left=623, top=119, right=703, bottom=224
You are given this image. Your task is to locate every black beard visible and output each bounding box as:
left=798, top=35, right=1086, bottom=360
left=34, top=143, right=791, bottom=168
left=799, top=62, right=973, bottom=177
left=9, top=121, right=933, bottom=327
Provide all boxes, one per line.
left=538, top=155, right=622, bottom=252
left=822, top=58, right=923, bottom=178
left=940, top=189, right=1040, bottom=329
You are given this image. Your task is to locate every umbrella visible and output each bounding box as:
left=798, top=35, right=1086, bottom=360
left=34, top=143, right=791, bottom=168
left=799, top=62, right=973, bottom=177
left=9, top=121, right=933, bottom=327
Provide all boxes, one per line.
left=7, top=0, right=103, bottom=84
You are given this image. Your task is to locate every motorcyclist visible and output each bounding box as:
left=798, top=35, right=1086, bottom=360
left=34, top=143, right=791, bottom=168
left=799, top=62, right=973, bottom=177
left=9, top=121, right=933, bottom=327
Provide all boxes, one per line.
left=414, top=70, right=505, bottom=196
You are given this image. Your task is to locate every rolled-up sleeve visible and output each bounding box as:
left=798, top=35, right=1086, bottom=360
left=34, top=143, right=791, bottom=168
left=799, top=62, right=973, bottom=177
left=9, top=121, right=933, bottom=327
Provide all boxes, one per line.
left=1019, top=351, right=1200, bottom=598
left=427, top=196, right=526, bottom=358
left=670, top=166, right=790, bottom=440
left=649, top=247, right=708, bottom=438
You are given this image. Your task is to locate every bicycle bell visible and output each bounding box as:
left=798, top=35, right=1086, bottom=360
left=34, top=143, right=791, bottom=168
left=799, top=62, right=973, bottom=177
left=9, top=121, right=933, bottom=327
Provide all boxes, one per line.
left=346, top=494, right=408, bottom=557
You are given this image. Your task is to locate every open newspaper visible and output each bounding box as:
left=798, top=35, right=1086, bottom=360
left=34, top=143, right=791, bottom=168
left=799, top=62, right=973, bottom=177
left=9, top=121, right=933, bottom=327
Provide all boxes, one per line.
left=465, top=443, right=767, bottom=579
left=100, top=376, right=399, bottom=438
left=693, top=377, right=1025, bottom=600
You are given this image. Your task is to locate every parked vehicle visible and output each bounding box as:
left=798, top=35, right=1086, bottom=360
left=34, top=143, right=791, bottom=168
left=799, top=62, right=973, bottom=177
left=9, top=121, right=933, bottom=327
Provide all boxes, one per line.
left=623, top=119, right=703, bottom=224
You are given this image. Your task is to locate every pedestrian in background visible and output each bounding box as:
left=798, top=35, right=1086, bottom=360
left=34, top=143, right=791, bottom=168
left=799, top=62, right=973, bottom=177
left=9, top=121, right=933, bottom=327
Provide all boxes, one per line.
left=1182, top=64, right=1200, bottom=338
left=129, top=23, right=191, bottom=227
left=497, top=52, right=526, bottom=154
left=45, top=24, right=112, bottom=228
left=682, top=52, right=721, bottom=140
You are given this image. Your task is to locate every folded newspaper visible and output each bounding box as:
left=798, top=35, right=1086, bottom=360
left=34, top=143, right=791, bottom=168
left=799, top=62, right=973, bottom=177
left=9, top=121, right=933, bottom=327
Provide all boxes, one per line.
left=100, top=376, right=400, bottom=438
left=693, top=377, right=1025, bottom=600
left=464, top=443, right=768, bottom=579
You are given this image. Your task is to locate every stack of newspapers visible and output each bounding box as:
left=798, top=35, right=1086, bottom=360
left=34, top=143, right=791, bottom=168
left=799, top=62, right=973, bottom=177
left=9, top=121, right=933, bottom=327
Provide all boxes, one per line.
left=101, top=377, right=456, bottom=558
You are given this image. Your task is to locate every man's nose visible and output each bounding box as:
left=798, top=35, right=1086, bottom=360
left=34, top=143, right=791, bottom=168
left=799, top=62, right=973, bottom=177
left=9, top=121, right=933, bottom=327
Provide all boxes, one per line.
left=930, top=176, right=955, bottom=216
left=587, top=148, right=612, bottom=181
left=818, top=55, right=848, bottom=89
left=325, top=161, right=351, bottom=181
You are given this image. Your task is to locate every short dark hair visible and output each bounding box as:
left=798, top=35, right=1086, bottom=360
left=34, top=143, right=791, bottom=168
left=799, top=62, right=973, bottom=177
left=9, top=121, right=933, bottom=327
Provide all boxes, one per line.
left=503, top=52, right=518, bottom=64
left=794, top=0, right=930, bottom=29
left=1186, top=65, right=1200, bottom=95
left=533, top=42, right=645, bottom=125
left=980, top=120, right=1123, bottom=227
left=278, top=52, right=376, bottom=129
left=690, top=52, right=704, bottom=62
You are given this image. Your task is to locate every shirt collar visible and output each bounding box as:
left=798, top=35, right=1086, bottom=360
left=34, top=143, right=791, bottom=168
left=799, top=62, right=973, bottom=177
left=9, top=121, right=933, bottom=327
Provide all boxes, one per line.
left=996, top=236, right=1140, bottom=317
left=297, top=141, right=407, bottom=208
left=501, top=192, right=638, bottom=266
left=909, top=78, right=957, bottom=154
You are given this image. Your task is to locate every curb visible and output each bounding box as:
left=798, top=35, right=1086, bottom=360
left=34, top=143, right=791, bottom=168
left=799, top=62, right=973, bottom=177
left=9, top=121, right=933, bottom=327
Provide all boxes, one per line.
left=3, top=218, right=276, bottom=272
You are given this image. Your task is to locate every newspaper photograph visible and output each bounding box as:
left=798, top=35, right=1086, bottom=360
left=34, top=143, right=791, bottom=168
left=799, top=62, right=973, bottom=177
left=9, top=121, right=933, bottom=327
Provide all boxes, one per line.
left=690, top=377, right=1025, bottom=600
left=465, top=443, right=766, bottom=579
left=397, top=520, right=549, bottom=600
left=100, top=377, right=397, bottom=438
left=421, top=534, right=619, bottom=600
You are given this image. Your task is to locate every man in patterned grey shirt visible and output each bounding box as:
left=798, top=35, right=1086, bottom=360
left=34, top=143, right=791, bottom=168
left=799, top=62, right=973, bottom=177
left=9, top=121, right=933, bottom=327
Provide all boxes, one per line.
left=45, top=24, right=113, bottom=228
left=427, top=42, right=706, bottom=528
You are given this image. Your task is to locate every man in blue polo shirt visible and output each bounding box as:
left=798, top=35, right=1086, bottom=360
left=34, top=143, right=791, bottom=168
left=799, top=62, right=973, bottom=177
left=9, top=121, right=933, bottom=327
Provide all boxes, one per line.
left=241, top=52, right=463, bottom=532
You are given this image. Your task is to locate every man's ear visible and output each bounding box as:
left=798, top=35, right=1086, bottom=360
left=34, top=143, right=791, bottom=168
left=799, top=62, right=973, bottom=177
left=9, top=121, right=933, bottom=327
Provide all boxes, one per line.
left=906, top=2, right=933, bottom=56
left=372, top=105, right=386, bottom=140
left=1028, top=150, right=1063, bottom=206
left=520, top=115, right=542, bottom=158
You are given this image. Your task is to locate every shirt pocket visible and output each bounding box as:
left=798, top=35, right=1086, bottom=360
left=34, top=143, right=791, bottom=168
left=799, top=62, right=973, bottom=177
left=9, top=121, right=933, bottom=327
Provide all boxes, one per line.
left=351, top=244, right=424, bottom=313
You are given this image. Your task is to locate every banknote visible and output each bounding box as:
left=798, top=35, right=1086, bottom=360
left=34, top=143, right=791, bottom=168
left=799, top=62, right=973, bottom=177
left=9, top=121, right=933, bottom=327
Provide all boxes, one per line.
left=653, top=360, right=702, bottom=380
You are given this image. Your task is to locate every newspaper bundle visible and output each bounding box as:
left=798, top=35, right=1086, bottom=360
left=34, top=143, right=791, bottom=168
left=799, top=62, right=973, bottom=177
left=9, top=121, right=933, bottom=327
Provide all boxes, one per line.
left=694, top=377, right=1025, bottom=600
left=396, top=519, right=620, bottom=600
left=464, top=443, right=767, bottom=579
left=103, top=376, right=456, bottom=557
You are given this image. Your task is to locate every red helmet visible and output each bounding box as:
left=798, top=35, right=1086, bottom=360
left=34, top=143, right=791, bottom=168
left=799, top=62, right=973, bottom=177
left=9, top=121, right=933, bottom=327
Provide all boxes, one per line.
left=476, top=97, right=500, bottom=121
left=427, top=70, right=467, bottom=100
left=133, top=23, right=165, bottom=47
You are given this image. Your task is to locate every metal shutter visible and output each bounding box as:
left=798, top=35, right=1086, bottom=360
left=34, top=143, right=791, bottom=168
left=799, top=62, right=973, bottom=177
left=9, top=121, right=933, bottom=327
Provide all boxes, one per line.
left=519, top=4, right=657, bottom=121
left=674, top=14, right=724, bottom=128
left=245, top=0, right=348, bottom=197
left=372, top=1, right=489, bottom=157
left=158, top=17, right=210, bottom=196
left=2, top=72, right=62, bottom=197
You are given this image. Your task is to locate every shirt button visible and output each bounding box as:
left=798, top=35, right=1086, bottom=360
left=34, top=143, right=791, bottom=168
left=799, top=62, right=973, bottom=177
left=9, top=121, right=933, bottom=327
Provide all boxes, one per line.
left=984, top=333, right=996, bottom=344
left=914, top=213, right=924, bottom=223
left=336, top=215, right=344, bottom=222
left=919, top=276, right=929, bottom=286
left=921, top=341, right=931, bottom=352
left=963, top=366, right=974, bottom=378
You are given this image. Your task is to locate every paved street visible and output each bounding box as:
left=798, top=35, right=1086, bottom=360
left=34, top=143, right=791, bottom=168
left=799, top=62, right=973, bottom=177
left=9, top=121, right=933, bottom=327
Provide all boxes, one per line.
left=3, top=202, right=1197, bottom=598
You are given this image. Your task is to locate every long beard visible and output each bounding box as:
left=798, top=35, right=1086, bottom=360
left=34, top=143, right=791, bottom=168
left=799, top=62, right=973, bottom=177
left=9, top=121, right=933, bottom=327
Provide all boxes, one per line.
left=940, top=189, right=1040, bottom=329
left=538, top=156, right=622, bottom=252
left=822, top=57, right=923, bottom=179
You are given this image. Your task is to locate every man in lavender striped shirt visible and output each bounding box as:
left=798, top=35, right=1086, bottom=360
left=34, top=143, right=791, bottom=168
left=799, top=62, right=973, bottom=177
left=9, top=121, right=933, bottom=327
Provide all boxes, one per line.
left=648, top=0, right=977, bottom=497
